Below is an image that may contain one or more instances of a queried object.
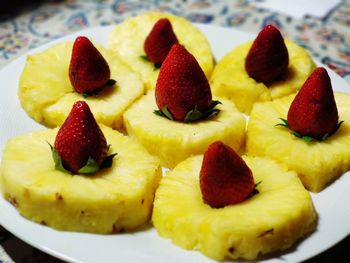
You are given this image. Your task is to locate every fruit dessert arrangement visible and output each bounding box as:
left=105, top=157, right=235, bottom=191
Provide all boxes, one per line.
left=1, top=101, right=161, bottom=233
left=0, top=11, right=349, bottom=261
left=153, top=141, right=316, bottom=260
left=210, top=24, right=316, bottom=114
left=247, top=67, right=350, bottom=192
left=124, top=43, right=246, bottom=168
left=19, top=36, right=144, bottom=130
left=108, top=11, right=214, bottom=90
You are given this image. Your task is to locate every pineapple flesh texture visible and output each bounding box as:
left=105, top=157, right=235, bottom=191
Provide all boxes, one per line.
left=108, top=11, right=214, bottom=90
left=123, top=93, right=246, bottom=168
left=210, top=39, right=316, bottom=114
left=18, top=42, right=144, bottom=130
left=0, top=126, right=161, bottom=234
left=247, top=92, right=350, bottom=192
left=152, top=155, right=316, bottom=261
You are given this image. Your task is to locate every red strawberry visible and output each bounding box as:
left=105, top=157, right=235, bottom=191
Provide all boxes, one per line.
left=155, top=44, right=213, bottom=122
left=287, top=67, right=339, bottom=140
left=245, top=24, right=289, bottom=84
left=144, top=18, right=179, bottom=65
left=200, top=141, right=255, bottom=208
left=54, top=101, right=108, bottom=174
left=69, top=36, right=112, bottom=94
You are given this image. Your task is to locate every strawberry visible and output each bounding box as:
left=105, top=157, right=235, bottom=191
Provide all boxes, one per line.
left=245, top=24, right=289, bottom=84
left=199, top=141, right=255, bottom=208
left=54, top=101, right=108, bottom=174
left=69, top=36, right=114, bottom=94
left=155, top=44, right=219, bottom=122
left=287, top=67, right=339, bottom=140
left=144, top=18, right=179, bottom=65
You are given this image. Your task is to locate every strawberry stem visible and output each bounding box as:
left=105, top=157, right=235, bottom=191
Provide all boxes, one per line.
left=276, top=118, right=344, bottom=142
left=154, top=100, right=222, bottom=123
left=48, top=143, right=117, bottom=175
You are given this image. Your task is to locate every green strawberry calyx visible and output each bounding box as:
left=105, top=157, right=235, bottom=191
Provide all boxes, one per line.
left=48, top=143, right=117, bottom=175
left=276, top=118, right=344, bottom=142
left=82, top=79, right=117, bottom=98
left=154, top=100, right=222, bottom=123
left=247, top=180, right=262, bottom=199
left=140, top=55, right=161, bottom=70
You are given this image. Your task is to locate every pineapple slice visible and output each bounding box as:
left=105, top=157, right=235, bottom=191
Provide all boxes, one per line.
left=247, top=92, right=350, bottom=192
left=19, top=41, right=144, bottom=129
left=152, top=155, right=316, bottom=260
left=108, top=11, right=214, bottom=90
left=0, top=125, right=161, bottom=234
left=123, top=93, right=246, bottom=168
left=210, top=39, right=316, bottom=114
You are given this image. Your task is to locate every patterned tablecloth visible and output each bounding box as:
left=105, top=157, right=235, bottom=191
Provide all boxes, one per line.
left=0, top=0, right=349, bottom=262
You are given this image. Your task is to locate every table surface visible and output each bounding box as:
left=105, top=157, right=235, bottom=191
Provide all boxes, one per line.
left=0, top=0, right=349, bottom=262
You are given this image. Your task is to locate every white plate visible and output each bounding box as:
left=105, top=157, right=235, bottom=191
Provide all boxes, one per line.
left=1, top=24, right=350, bottom=263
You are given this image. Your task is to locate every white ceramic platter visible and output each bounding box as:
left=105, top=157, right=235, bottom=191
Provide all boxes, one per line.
left=1, top=24, right=350, bottom=263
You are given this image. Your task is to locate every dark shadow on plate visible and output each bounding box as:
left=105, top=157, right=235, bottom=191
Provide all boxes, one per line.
left=302, top=234, right=350, bottom=262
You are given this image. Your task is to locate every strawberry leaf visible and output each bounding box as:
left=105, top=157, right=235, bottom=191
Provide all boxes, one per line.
left=276, top=118, right=344, bottom=142
left=140, top=55, right=150, bottom=62
left=78, top=152, right=118, bottom=174
left=153, top=105, right=174, bottom=120
left=81, top=79, right=117, bottom=98
left=302, top=136, right=314, bottom=142
left=48, top=142, right=117, bottom=175
left=154, top=101, right=221, bottom=123
left=291, top=131, right=302, bottom=138
left=101, top=153, right=118, bottom=169
left=247, top=180, right=262, bottom=199
left=184, top=100, right=222, bottom=123
left=275, top=118, right=289, bottom=128
left=48, top=143, right=72, bottom=175
left=140, top=55, right=161, bottom=70
left=106, top=79, right=117, bottom=86
left=184, top=106, right=203, bottom=122
left=78, top=157, right=100, bottom=174
left=153, top=63, right=161, bottom=71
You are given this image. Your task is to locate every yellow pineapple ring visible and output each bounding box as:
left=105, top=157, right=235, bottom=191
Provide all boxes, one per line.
left=247, top=92, right=350, bottom=192
left=152, top=155, right=316, bottom=260
left=0, top=125, right=161, bottom=234
left=210, top=39, right=316, bottom=114
left=19, top=42, right=144, bottom=129
left=123, top=93, right=246, bottom=168
left=108, top=11, right=214, bottom=90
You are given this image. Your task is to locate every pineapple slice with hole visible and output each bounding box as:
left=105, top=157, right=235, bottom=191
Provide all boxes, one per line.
left=123, top=93, right=246, bottom=168
left=247, top=92, right=350, bottom=192
left=19, top=41, right=144, bottom=129
left=152, top=155, right=317, bottom=260
left=0, top=125, right=161, bottom=234
left=108, top=11, right=214, bottom=90
left=210, top=39, right=316, bottom=114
